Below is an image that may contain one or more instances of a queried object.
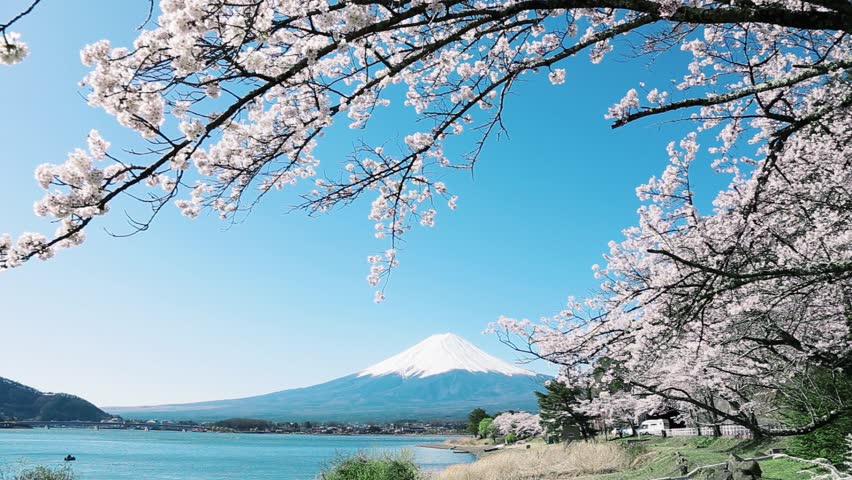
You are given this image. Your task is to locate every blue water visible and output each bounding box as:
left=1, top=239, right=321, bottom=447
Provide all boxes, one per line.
left=0, top=429, right=473, bottom=479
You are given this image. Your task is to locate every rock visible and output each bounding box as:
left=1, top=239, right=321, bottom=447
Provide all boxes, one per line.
left=675, top=453, right=690, bottom=475
left=727, top=454, right=744, bottom=473
left=738, top=460, right=762, bottom=476
left=711, top=469, right=734, bottom=480
left=731, top=471, right=756, bottom=480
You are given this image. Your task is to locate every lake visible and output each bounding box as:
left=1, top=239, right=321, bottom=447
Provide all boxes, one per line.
left=0, top=429, right=474, bottom=479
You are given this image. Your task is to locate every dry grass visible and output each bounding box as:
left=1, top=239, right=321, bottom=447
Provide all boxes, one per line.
left=444, top=437, right=494, bottom=446
left=434, top=441, right=631, bottom=480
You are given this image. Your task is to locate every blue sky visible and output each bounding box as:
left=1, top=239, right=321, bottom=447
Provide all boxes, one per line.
left=0, top=0, right=713, bottom=406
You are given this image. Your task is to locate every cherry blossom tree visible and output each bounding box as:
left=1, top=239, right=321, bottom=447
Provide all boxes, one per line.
left=495, top=92, right=852, bottom=435
left=484, top=0, right=851, bottom=433
left=1, top=0, right=850, bottom=429
left=492, top=411, right=544, bottom=438
left=495, top=103, right=852, bottom=436
left=1, top=0, right=849, bottom=299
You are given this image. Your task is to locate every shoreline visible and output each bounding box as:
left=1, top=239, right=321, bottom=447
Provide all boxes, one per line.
left=417, top=442, right=505, bottom=459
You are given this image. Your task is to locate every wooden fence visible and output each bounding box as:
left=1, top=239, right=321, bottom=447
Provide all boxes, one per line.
left=664, top=424, right=758, bottom=438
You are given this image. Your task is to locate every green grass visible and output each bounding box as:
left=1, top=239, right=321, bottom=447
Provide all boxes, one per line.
left=760, top=458, right=823, bottom=480
left=588, top=436, right=828, bottom=480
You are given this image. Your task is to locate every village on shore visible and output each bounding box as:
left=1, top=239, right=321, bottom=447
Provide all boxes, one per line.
left=0, top=417, right=467, bottom=436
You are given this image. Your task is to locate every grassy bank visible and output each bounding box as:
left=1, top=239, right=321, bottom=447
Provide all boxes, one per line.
left=437, top=441, right=630, bottom=479
left=594, top=436, right=817, bottom=480
left=433, top=436, right=831, bottom=480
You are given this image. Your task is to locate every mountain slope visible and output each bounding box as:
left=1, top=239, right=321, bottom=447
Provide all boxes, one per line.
left=0, top=377, right=110, bottom=421
left=108, top=333, right=546, bottom=421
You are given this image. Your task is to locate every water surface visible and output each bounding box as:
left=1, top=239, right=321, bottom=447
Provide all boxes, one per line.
left=0, top=429, right=473, bottom=479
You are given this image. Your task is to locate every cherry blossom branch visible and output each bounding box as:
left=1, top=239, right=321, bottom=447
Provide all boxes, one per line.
left=0, top=0, right=42, bottom=35
left=0, top=0, right=40, bottom=65
left=611, top=57, right=852, bottom=128
left=537, top=0, right=852, bottom=32
left=647, top=248, right=852, bottom=282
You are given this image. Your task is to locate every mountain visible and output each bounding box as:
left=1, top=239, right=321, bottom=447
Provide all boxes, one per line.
left=0, top=377, right=110, bottom=421
left=107, top=333, right=547, bottom=421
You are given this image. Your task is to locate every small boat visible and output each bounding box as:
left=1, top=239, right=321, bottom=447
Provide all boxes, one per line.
left=64, top=455, right=76, bottom=462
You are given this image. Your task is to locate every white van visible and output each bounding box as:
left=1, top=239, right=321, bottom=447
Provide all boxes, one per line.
left=637, top=419, right=670, bottom=436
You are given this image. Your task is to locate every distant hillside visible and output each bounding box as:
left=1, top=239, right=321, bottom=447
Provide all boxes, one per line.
left=0, top=377, right=110, bottom=421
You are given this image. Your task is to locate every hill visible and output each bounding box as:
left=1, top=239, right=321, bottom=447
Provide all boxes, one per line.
left=0, top=377, right=110, bottom=421
left=108, top=333, right=546, bottom=422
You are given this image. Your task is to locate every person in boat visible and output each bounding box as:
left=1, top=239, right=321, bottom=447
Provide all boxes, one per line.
left=64, top=454, right=75, bottom=461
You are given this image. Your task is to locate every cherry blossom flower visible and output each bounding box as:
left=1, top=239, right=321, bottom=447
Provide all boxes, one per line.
left=0, top=32, right=28, bottom=65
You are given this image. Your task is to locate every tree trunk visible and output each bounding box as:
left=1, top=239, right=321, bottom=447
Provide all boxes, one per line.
left=706, top=395, right=722, bottom=437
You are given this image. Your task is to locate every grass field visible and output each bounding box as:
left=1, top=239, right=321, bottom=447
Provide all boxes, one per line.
left=594, top=436, right=825, bottom=480
left=436, top=436, right=831, bottom=480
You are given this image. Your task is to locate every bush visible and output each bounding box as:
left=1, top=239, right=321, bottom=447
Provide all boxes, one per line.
left=787, top=414, right=852, bottom=466
left=478, top=418, right=496, bottom=440
left=8, top=466, right=78, bottom=480
left=781, top=368, right=852, bottom=466
left=694, top=437, right=716, bottom=449
left=504, top=433, right=517, bottom=444
left=321, top=450, right=419, bottom=480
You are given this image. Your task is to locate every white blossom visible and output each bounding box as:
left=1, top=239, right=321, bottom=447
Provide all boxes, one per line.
left=548, top=69, right=566, bottom=85
left=0, top=32, right=29, bottom=65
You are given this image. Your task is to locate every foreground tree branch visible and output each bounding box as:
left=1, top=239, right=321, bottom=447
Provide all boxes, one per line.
left=0, top=0, right=41, bottom=65
left=2, top=0, right=851, bottom=432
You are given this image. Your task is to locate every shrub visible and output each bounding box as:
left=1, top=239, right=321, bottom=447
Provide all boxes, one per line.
left=321, top=450, right=419, bottom=480
left=787, top=413, right=852, bottom=466
left=504, top=433, right=517, bottom=444
left=782, top=368, right=852, bottom=466
left=477, top=417, right=496, bottom=440
left=694, top=437, right=716, bottom=449
left=9, top=466, right=77, bottom=480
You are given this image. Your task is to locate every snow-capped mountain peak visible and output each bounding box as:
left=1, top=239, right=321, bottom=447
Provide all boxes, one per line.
left=109, top=333, right=545, bottom=421
left=357, top=333, right=535, bottom=379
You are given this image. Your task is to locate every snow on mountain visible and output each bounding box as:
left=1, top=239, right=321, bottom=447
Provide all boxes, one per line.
left=107, top=333, right=545, bottom=421
left=357, top=333, right=534, bottom=378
